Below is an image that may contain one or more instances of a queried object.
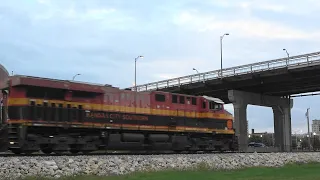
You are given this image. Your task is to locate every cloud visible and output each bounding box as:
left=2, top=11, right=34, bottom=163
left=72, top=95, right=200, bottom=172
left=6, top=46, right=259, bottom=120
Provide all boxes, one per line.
left=209, top=0, right=320, bottom=16
left=228, top=1, right=286, bottom=13
left=172, top=10, right=320, bottom=40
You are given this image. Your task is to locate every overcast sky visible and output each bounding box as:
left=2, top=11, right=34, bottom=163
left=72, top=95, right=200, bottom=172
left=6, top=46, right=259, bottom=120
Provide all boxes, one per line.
left=1, top=0, right=320, bottom=134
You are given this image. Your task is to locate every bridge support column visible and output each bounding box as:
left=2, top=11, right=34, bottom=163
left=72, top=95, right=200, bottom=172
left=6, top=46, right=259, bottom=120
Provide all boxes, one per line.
left=228, top=90, right=293, bottom=152
left=233, top=103, right=248, bottom=152
left=272, top=106, right=292, bottom=152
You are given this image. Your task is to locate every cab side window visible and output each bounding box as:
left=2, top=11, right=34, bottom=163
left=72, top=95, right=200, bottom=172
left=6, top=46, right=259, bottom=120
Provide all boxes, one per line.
left=202, top=101, right=206, bottom=109
left=209, top=101, right=214, bottom=110
left=179, top=96, right=185, bottom=104
left=191, top=97, right=197, bottom=105
left=155, top=94, right=165, bottom=102
left=172, top=95, right=178, bottom=103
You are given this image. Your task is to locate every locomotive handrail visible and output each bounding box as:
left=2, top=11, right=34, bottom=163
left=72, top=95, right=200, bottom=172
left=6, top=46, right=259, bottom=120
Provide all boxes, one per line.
left=129, top=51, right=320, bottom=92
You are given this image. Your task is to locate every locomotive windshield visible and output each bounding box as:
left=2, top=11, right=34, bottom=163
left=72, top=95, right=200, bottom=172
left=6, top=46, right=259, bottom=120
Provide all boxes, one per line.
left=0, top=92, right=2, bottom=124
left=0, top=89, right=8, bottom=124
left=202, top=95, right=224, bottom=111
left=209, top=101, right=223, bottom=110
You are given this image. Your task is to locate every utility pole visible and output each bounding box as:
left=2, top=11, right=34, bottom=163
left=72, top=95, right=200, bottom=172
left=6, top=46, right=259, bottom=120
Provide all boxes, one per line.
left=295, top=132, right=297, bottom=149
left=306, top=108, right=311, bottom=150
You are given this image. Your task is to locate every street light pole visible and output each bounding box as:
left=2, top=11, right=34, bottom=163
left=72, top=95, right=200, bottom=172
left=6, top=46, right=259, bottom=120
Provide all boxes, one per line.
left=313, top=132, right=316, bottom=150
left=192, top=68, right=199, bottom=74
left=72, top=73, right=81, bottom=81
left=306, top=108, right=311, bottom=150
left=134, top=55, right=144, bottom=91
left=220, top=33, right=229, bottom=78
left=283, top=48, right=289, bottom=66
left=193, top=68, right=200, bottom=81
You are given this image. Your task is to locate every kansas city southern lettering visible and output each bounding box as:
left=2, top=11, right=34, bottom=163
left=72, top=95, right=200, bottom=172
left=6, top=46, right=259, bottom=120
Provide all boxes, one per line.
left=86, top=112, right=148, bottom=121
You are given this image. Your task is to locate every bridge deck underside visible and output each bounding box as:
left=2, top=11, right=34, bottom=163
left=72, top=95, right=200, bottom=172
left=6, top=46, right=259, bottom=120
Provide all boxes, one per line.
left=159, top=64, right=320, bottom=103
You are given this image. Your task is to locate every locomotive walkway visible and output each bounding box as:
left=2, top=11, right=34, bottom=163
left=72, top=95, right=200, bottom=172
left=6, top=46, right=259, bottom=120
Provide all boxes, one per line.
left=128, top=51, right=320, bottom=153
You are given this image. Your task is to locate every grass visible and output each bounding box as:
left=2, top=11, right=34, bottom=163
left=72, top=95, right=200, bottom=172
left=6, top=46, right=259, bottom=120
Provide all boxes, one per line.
left=22, top=162, right=320, bottom=180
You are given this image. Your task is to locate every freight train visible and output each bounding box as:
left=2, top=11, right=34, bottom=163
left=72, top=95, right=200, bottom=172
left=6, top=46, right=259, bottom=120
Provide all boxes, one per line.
left=0, top=66, right=238, bottom=154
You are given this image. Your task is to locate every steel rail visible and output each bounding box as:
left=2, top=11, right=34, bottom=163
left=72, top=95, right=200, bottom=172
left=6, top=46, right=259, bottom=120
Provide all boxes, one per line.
left=129, top=51, right=320, bottom=92
left=0, top=150, right=317, bottom=157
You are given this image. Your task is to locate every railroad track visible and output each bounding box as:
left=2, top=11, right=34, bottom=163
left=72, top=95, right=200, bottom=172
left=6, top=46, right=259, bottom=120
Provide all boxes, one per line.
left=1, top=150, right=316, bottom=157
left=0, top=149, right=320, bottom=157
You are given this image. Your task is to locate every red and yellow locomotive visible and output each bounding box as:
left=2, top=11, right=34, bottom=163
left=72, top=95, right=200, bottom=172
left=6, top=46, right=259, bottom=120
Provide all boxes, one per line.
left=0, top=68, right=238, bottom=154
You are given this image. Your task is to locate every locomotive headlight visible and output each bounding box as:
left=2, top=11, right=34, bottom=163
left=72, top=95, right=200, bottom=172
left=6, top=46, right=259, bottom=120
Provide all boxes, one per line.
left=9, top=142, right=14, bottom=144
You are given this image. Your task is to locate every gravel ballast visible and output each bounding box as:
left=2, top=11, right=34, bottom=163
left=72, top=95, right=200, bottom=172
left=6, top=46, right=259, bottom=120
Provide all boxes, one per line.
left=0, top=152, right=320, bottom=179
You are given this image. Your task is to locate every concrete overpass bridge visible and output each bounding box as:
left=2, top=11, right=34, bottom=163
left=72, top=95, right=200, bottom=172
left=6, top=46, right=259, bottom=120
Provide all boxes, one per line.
left=128, top=51, right=320, bottom=152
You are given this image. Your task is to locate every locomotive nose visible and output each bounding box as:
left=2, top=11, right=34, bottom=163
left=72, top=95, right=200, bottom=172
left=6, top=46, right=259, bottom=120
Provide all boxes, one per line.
left=0, top=64, right=9, bottom=89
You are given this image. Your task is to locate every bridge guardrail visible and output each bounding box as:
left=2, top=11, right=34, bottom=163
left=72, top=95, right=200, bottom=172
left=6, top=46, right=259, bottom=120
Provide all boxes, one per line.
left=130, top=51, right=320, bottom=92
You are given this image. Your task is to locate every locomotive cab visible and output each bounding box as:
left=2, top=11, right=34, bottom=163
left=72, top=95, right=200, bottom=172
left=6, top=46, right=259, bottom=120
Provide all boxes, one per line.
left=0, top=64, right=9, bottom=125
left=202, top=95, right=224, bottom=112
left=201, top=95, right=233, bottom=131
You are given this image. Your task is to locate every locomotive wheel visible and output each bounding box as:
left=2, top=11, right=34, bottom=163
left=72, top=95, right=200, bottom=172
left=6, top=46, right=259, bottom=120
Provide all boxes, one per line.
left=54, top=150, right=65, bottom=155
left=41, top=148, right=53, bottom=154
left=11, top=148, right=22, bottom=154
left=82, top=150, right=92, bottom=154
left=69, top=145, right=81, bottom=154
left=173, top=150, right=183, bottom=154
left=40, top=144, right=54, bottom=154
left=24, top=150, right=37, bottom=155
left=215, top=147, right=224, bottom=153
left=70, top=149, right=80, bottom=154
